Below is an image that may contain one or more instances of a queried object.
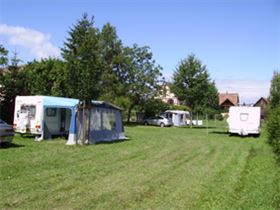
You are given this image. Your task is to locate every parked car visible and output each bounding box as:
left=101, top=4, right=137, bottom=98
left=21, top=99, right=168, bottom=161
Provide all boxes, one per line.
left=0, top=119, right=14, bottom=145
left=143, top=116, right=173, bottom=127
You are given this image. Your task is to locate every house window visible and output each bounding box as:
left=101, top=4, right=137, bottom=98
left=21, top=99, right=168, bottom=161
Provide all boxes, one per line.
left=46, top=108, right=56, bottom=117
left=240, top=113, right=249, bottom=121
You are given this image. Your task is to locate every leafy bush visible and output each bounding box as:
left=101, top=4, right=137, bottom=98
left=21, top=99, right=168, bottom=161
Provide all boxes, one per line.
left=169, top=104, right=190, bottom=111
left=215, top=114, right=224, bottom=121
left=139, top=99, right=170, bottom=118
left=266, top=107, right=280, bottom=156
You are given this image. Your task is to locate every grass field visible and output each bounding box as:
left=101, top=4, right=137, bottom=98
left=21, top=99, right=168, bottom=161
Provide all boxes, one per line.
left=1, top=124, right=280, bottom=209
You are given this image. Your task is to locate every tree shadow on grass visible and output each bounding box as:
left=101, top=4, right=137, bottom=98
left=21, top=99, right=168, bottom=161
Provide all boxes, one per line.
left=0, top=142, right=25, bottom=149
left=210, top=131, right=229, bottom=135
left=94, top=138, right=131, bottom=145
left=124, top=122, right=143, bottom=127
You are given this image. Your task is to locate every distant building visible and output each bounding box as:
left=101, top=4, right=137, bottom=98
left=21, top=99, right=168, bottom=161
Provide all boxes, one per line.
left=253, top=97, right=268, bottom=119
left=157, top=84, right=181, bottom=105
left=219, top=93, right=239, bottom=112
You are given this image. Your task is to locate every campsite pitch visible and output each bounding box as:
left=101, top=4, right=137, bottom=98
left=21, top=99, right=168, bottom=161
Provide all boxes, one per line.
left=1, top=125, right=280, bottom=209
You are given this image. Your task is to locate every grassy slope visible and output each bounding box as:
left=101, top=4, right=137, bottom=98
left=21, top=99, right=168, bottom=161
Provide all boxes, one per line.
left=0, top=125, right=279, bottom=209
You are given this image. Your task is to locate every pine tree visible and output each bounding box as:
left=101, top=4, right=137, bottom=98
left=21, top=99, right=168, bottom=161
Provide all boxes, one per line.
left=268, top=71, right=280, bottom=109
left=62, top=13, right=101, bottom=101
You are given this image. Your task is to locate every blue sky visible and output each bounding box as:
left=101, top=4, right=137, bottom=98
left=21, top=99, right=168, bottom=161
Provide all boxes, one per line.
left=0, top=0, right=279, bottom=102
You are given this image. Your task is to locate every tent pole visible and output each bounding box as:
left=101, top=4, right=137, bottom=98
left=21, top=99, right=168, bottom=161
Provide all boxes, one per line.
left=82, top=100, right=86, bottom=145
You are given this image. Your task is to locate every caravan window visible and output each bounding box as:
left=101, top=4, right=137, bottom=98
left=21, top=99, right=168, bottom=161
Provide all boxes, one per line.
left=165, top=113, right=172, bottom=119
left=20, top=105, right=36, bottom=118
left=46, top=108, right=57, bottom=117
left=240, top=113, right=249, bottom=121
left=180, top=114, right=184, bottom=122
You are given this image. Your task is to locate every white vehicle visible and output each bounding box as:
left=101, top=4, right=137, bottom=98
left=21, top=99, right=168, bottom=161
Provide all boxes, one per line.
left=0, top=118, right=14, bottom=144
left=144, top=116, right=173, bottom=127
left=163, top=110, right=190, bottom=126
left=227, top=106, right=261, bottom=136
left=13, top=96, right=79, bottom=140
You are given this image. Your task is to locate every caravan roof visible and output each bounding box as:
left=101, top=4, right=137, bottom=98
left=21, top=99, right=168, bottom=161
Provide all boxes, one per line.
left=164, top=110, right=190, bottom=114
left=16, top=95, right=79, bottom=108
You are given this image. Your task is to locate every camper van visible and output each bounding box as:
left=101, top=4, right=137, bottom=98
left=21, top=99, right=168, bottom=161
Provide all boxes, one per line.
left=227, top=106, right=261, bottom=136
left=13, top=96, right=79, bottom=140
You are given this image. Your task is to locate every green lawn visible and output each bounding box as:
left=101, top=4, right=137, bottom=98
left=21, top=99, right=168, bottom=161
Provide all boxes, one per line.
left=1, top=125, right=280, bottom=209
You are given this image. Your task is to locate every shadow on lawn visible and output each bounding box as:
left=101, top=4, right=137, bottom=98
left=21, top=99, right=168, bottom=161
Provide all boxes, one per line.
left=210, top=131, right=229, bottom=135
left=95, top=138, right=131, bottom=145
left=123, top=122, right=143, bottom=127
left=0, top=142, right=25, bottom=149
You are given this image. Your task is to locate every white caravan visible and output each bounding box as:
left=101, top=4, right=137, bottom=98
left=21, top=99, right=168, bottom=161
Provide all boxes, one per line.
left=13, top=96, right=79, bottom=140
left=227, top=106, right=261, bottom=136
left=163, top=110, right=190, bottom=126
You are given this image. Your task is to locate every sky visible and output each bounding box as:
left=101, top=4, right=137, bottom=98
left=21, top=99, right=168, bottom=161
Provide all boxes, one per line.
left=0, top=0, right=279, bottom=103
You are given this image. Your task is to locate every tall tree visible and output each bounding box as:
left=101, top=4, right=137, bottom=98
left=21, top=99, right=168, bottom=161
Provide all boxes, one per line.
left=171, top=54, right=219, bottom=114
left=62, top=13, right=101, bottom=101
left=120, top=45, right=163, bottom=122
left=98, top=23, right=124, bottom=102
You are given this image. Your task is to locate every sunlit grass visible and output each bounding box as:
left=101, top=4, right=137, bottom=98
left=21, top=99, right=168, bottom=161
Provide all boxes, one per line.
left=1, top=125, right=279, bottom=209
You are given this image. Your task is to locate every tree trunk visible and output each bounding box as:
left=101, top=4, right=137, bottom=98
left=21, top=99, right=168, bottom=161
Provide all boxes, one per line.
left=127, top=105, right=134, bottom=123
left=127, top=108, right=132, bottom=123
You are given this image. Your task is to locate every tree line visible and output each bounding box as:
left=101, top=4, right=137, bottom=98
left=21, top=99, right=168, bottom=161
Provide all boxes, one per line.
left=267, top=71, right=280, bottom=159
left=0, top=14, right=219, bottom=123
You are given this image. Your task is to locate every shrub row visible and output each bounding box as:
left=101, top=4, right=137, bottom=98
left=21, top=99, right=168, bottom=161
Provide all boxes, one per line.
left=266, top=107, right=280, bottom=157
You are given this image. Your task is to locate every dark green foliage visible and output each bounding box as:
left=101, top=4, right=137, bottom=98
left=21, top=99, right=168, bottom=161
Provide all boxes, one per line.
left=172, top=54, right=219, bottom=114
left=62, top=13, right=102, bottom=101
left=169, top=104, right=190, bottom=111
left=267, top=71, right=280, bottom=157
left=0, top=52, right=28, bottom=123
left=268, top=71, right=280, bottom=109
left=24, top=58, right=66, bottom=96
left=119, top=45, right=163, bottom=122
left=0, top=44, right=8, bottom=67
left=98, top=23, right=124, bottom=102
left=216, top=113, right=224, bottom=121
left=139, top=98, right=169, bottom=118
left=266, top=107, right=280, bottom=155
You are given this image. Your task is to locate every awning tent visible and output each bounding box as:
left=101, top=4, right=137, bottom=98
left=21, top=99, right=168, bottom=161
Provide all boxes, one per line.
left=40, top=96, right=79, bottom=144
left=75, top=101, right=126, bottom=144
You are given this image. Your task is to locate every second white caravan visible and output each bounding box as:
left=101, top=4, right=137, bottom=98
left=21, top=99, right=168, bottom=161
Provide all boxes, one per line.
left=227, top=106, right=261, bottom=136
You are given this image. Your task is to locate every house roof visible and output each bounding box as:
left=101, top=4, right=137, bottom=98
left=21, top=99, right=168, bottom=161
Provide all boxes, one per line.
left=219, top=93, right=239, bottom=106
left=253, top=97, right=268, bottom=107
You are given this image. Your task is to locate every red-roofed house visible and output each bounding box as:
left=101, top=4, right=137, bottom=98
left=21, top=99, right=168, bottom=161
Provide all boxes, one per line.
left=219, top=93, right=239, bottom=112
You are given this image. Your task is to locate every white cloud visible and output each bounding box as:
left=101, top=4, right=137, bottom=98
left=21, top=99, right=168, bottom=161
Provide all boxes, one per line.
left=216, top=78, right=270, bottom=103
left=0, top=24, right=60, bottom=59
